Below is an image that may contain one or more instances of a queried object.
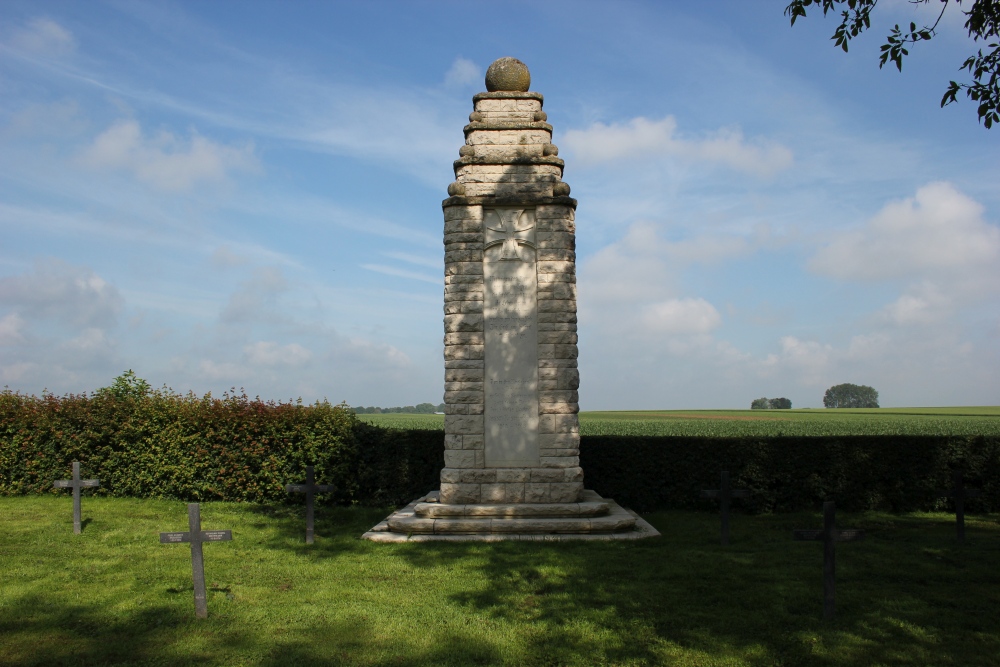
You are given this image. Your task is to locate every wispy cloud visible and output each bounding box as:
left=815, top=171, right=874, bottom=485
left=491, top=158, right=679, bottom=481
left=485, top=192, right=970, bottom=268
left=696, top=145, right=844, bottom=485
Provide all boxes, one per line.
left=445, top=57, right=481, bottom=87
left=80, top=119, right=260, bottom=191
left=7, top=17, right=76, bottom=57
left=563, top=116, right=793, bottom=178
left=361, top=264, right=439, bottom=284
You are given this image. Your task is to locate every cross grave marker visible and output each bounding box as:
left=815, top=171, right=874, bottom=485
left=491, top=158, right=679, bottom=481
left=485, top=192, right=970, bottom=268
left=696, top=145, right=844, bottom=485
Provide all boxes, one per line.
left=159, top=503, right=232, bottom=618
left=285, top=465, right=335, bottom=544
left=700, top=470, right=750, bottom=545
left=937, top=470, right=982, bottom=542
left=53, top=461, right=100, bottom=534
left=793, top=500, right=865, bottom=620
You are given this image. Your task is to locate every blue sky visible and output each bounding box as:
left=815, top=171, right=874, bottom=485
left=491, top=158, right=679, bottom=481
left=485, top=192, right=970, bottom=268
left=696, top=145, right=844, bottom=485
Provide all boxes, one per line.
left=1, top=0, right=997, bottom=409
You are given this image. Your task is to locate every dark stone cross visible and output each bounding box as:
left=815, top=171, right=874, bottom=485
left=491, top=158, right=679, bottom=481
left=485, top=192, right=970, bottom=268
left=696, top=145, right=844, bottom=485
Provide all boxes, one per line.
left=159, top=503, right=232, bottom=619
left=793, top=501, right=866, bottom=620
left=700, top=471, right=750, bottom=545
left=285, top=465, right=335, bottom=544
left=937, top=470, right=982, bottom=542
left=53, top=461, right=100, bottom=534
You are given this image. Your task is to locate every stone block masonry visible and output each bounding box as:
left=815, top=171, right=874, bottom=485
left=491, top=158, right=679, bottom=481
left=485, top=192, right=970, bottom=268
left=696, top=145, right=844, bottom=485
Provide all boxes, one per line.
left=363, top=57, right=658, bottom=541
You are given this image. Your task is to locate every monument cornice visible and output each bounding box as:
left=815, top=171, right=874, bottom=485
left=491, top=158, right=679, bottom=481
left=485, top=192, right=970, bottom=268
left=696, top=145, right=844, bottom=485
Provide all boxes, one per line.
left=452, top=155, right=565, bottom=169
left=473, top=91, right=544, bottom=103
left=441, top=195, right=578, bottom=209
left=463, top=121, right=553, bottom=134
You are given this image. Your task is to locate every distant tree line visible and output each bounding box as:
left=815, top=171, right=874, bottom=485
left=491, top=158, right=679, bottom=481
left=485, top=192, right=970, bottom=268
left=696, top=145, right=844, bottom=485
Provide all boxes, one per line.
left=751, top=397, right=792, bottom=410
left=351, top=403, right=445, bottom=414
left=824, top=383, right=879, bottom=408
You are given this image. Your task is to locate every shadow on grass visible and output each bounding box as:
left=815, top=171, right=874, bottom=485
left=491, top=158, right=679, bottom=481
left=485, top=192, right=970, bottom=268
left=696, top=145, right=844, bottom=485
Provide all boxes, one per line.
left=0, top=590, right=505, bottom=667
left=385, top=510, right=1000, bottom=666
left=242, top=501, right=391, bottom=558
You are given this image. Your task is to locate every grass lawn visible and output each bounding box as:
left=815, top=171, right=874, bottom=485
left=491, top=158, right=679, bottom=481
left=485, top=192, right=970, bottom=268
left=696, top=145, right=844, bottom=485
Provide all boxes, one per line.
left=2, top=496, right=999, bottom=666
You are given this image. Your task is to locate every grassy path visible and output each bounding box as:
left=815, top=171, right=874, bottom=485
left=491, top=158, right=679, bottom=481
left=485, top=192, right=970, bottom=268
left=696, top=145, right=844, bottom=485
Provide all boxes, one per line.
left=2, top=496, right=999, bottom=666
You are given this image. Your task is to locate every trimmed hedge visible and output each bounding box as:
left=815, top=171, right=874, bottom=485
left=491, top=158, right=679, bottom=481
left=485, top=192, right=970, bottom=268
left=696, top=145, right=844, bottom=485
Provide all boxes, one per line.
left=581, top=435, right=1000, bottom=514
left=0, top=389, right=441, bottom=507
left=2, top=388, right=998, bottom=513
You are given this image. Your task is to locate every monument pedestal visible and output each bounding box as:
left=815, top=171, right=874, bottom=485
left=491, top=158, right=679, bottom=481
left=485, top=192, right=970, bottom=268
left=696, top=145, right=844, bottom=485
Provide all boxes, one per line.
left=363, top=58, right=657, bottom=542
left=363, top=490, right=659, bottom=542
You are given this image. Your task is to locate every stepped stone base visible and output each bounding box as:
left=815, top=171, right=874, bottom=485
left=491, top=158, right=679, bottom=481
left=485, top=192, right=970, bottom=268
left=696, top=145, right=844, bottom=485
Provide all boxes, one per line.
left=362, top=489, right=660, bottom=542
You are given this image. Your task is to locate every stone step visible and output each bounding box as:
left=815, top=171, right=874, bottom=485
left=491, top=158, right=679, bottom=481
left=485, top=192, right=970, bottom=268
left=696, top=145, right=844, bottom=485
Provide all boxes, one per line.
left=414, top=500, right=609, bottom=519
left=387, top=505, right=636, bottom=535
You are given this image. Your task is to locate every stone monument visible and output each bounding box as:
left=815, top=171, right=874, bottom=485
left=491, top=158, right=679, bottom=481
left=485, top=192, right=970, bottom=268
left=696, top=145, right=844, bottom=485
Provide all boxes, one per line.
left=364, top=58, right=658, bottom=541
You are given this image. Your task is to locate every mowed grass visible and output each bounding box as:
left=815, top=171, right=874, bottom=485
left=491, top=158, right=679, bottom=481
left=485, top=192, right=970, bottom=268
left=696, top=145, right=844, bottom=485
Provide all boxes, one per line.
left=2, top=496, right=999, bottom=666
left=358, top=407, right=1000, bottom=436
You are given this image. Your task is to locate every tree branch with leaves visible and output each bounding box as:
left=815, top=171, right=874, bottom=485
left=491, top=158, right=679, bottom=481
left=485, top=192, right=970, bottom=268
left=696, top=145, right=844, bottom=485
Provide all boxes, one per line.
left=785, top=0, right=1000, bottom=128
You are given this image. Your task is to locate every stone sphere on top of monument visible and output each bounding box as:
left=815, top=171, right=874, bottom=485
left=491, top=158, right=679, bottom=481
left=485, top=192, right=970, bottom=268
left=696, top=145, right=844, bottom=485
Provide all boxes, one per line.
left=485, top=57, right=531, bottom=92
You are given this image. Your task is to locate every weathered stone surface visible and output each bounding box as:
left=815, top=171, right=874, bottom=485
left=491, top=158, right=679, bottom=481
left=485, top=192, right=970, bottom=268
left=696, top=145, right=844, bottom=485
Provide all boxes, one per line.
left=444, top=345, right=484, bottom=361
left=480, top=483, right=506, bottom=503
left=445, top=359, right=484, bottom=369
left=364, top=491, right=658, bottom=541
left=445, top=414, right=483, bottom=434
left=440, top=483, right=481, bottom=504
left=485, top=57, right=531, bottom=93
left=540, top=456, right=580, bottom=468
left=444, top=333, right=485, bottom=346
left=445, top=300, right=484, bottom=315
left=444, top=314, right=483, bottom=332
left=539, top=402, right=580, bottom=414
left=496, top=469, right=530, bottom=483
left=504, top=484, right=525, bottom=502
left=538, top=344, right=578, bottom=360
left=524, top=483, right=551, bottom=503
left=549, top=483, right=584, bottom=503
left=537, top=283, right=577, bottom=300
left=445, top=367, right=484, bottom=382
left=537, top=331, right=578, bottom=345
left=444, top=450, right=477, bottom=468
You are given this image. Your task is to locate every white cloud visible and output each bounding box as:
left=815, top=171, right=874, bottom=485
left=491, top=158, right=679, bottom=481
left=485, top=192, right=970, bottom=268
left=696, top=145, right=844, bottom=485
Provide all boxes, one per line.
left=809, top=182, right=1000, bottom=281
left=762, top=336, right=834, bottom=385
left=210, top=246, right=250, bottom=269
left=244, top=341, right=312, bottom=366
left=581, top=220, right=753, bottom=307
left=445, top=57, right=480, bottom=87
left=640, top=298, right=721, bottom=334
left=198, top=359, right=247, bottom=382
left=63, top=327, right=112, bottom=352
left=80, top=120, right=259, bottom=191
left=3, top=100, right=85, bottom=139
left=0, top=313, right=26, bottom=345
left=0, top=259, right=122, bottom=328
left=879, top=282, right=954, bottom=326
left=563, top=116, right=793, bottom=177
left=9, top=18, right=75, bottom=57
left=221, top=267, right=288, bottom=323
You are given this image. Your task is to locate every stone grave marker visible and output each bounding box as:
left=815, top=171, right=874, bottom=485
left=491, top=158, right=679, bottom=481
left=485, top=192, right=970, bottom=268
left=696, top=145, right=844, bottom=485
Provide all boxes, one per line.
left=159, top=503, right=232, bottom=619
left=793, top=500, right=865, bottom=620
left=700, top=470, right=750, bottom=545
left=937, top=470, right=982, bottom=542
left=362, top=57, right=658, bottom=541
left=285, top=465, right=335, bottom=544
left=53, top=461, right=100, bottom=534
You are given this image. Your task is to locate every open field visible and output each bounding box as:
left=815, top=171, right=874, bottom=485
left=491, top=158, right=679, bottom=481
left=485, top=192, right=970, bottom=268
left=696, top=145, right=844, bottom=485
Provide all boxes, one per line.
left=2, top=496, right=998, bottom=666
left=358, top=407, right=1000, bottom=436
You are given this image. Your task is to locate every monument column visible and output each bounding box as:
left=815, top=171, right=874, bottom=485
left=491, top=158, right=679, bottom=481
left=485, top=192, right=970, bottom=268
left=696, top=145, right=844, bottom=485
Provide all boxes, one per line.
left=363, top=58, right=657, bottom=541
left=440, top=57, right=582, bottom=505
